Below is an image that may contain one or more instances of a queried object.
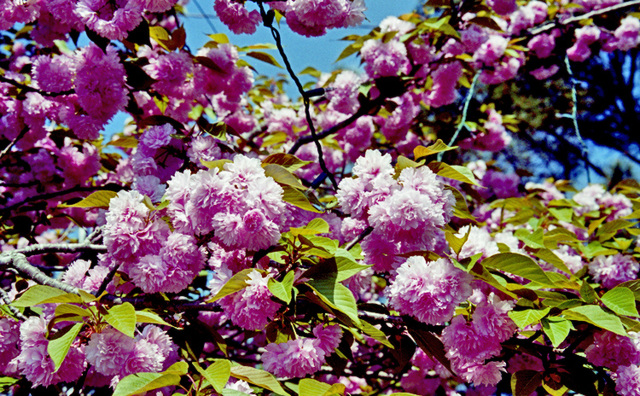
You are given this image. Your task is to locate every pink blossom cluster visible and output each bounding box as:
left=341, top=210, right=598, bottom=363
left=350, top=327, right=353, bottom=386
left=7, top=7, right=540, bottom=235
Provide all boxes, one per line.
left=387, top=256, right=473, bottom=325
left=588, top=253, right=639, bottom=289
left=86, top=325, right=177, bottom=381
left=573, top=184, right=633, bottom=220
left=262, top=324, right=342, bottom=378
left=166, top=154, right=290, bottom=251
left=103, top=190, right=206, bottom=293
left=459, top=108, right=512, bottom=152
left=441, top=293, right=517, bottom=386
left=11, top=317, right=85, bottom=387
left=337, top=150, right=454, bottom=271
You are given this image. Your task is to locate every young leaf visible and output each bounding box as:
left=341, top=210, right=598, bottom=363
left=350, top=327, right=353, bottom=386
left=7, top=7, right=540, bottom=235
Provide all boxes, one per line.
left=229, top=365, right=289, bottom=395
left=541, top=317, right=573, bottom=348
left=105, top=302, right=136, bottom=338
left=413, top=139, right=458, bottom=160
left=299, top=378, right=344, bottom=396
left=262, top=153, right=312, bottom=172
left=263, top=164, right=305, bottom=189
left=601, top=287, right=640, bottom=317
left=113, top=363, right=186, bottom=396
left=482, top=253, right=553, bottom=286
left=428, top=162, right=479, bottom=185
left=48, top=323, right=83, bottom=371
left=308, top=278, right=360, bottom=325
left=59, top=190, right=118, bottom=208
left=565, top=305, right=627, bottom=336
left=267, top=271, right=295, bottom=304
left=282, top=186, right=324, bottom=213
left=246, top=51, right=283, bottom=68
left=508, top=307, right=551, bottom=329
left=207, top=269, right=254, bottom=302
left=203, top=360, right=231, bottom=393
left=136, top=310, right=178, bottom=328
left=11, top=285, right=82, bottom=307
left=511, top=370, right=543, bottom=396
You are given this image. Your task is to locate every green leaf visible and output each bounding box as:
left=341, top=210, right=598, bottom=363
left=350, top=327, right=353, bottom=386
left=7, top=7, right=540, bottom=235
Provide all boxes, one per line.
left=482, top=253, right=553, bottom=286
left=580, top=280, right=598, bottom=303
left=565, top=305, right=627, bottom=336
left=508, top=307, right=551, bottom=329
left=361, top=319, right=393, bottom=348
left=203, top=360, right=231, bottom=393
left=336, top=42, right=362, bottom=62
left=308, top=277, right=360, bottom=325
left=11, top=285, right=82, bottom=307
left=246, top=51, right=283, bottom=68
left=113, top=362, right=187, bottom=396
left=48, top=323, right=83, bottom=372
left=515, top=228, right=545, bottom=249
left=534, top=249, right=571, bottom=275
left=299, top=379, right=333, bottom=396
left=334, top=249, right=371, bottom=281
left=511, top=370, right=543, bottom=396
left=59, top=190, right=118, bottom=208
left=105, top=303, right=136, bottom=338
left=413, top=140, right=458, bottom=160
left=201, top=159, right=232, bottom=171
left=136, top=310, right=178, bottom=328
left=601, top=287, right=640, bottom=317
left=268, top=271, right=295, bottom=304
left=549, top=207, right=573, bottom=223
left=428, top=162, right=479, bottom=185
left=0, top=377, right=19, bottom=391
left=597, top=219, right=635, bottom=241
left=208, top=269, right=254, bottom=302
left=618, top=280, right=640, bottom=300
left=262, top=153, right=312, bottom=172
left=282, top=185, right=323, bottom=213
left=264, top=164, right=305, bottom=189
left=208, top=33, right=229, bottom=44
left=395, top=155, right=423, bottom=173
left=108, top=136, right=139, bottom=148
left=230, top=365, right=289, bottom=395
left=290, top=218, right=330, bottom=237
left=541, top=317, right=573, bottom=348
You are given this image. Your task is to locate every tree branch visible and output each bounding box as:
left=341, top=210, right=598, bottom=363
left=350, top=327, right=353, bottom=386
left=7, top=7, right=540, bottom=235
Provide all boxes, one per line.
left=528, top=0, right=640, bottom=36
left=258, top=3, right=339, bottom=190
left=0, top=252, right=80, bottom=294
left=0, top=75, right=74, bottom=97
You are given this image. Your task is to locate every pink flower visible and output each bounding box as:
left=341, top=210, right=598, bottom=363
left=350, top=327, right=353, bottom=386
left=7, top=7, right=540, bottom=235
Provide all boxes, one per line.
left=471, top=294, right=517, bottom=342
left=262, top=338, right=325, bottom=378
left=361, top=39, right=410, bottom=78
left=312, top=324, right=342, bottom=355
left=75, top=0, right=145, bottom=40
left=140, top=124, right=174, bottom=149
left=426, top=61, right=462, bottom=108
left=588, top=254, right=639, bottom=289
left=0, top=318, right=20, bottom=376
left=218, top=270, right=281, bottom=331
left=387, top=257, right=473, bottom=325
left=74, top=44, right=128, bottom=123
left=487, top=0, right=517, bottom=15
left=615, top=16, right=640, bottom=51
left=615, top=364, right=640, bottom=396
left=14, top=317, right=85, bottom=387
left=32, top=54, right=75, bottom=93
left=528, top=33, right=555, bottom=58
left=213, top=0, right=261, bottom=34
left=586, top=331, right=640, bottom=370
left=474, top=35, right=508, bottom=66
left=86, top=328, right=136, bottom=376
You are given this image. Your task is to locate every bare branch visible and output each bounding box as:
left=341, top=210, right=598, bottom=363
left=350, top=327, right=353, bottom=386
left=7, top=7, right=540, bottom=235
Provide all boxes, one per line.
left=0, top=252, right=79, bottom=294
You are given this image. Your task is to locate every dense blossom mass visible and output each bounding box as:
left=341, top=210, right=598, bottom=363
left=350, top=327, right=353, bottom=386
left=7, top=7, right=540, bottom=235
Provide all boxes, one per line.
left=2, top=0, right=640, bottom=395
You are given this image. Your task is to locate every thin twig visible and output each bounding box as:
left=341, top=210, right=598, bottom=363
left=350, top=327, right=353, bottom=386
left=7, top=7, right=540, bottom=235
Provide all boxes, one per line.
left=345, top=226, right=374, bottom=252
left=0, top=286, right=28, bottom=321
left=438, top=71, right=480, bottom=162
left=564, top=55, right=591, bottom=184
left=528, top=0, right=640, bottom=35
left=0, top=75, right=74, bottom=97
left=257, top=3, right=338, bottom=190
left=101, top=294, right=222, bottom=312
left=0, top=126, right=28, bottom=161
left=0, top=183, right=122, bottom=214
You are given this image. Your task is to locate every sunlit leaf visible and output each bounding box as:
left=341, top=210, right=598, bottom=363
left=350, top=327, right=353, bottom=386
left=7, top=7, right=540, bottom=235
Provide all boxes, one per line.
left=105, top=303, right=136, bottom=338
left=59, top=190, right=119, bottom=208
left=48, top=323, right=83, bottom=371
left=601, top=287, right=640, bottom=317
